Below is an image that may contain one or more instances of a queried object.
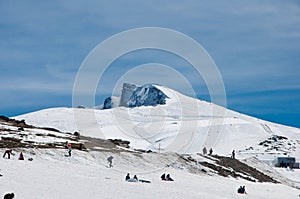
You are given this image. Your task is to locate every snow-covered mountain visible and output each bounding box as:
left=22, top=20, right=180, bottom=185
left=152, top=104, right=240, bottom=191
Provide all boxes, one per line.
left=1, top=83, right=300, bottom=198
left=0, top=115, right=299, bottom=198
left=15, top=83, right=300, bottom=157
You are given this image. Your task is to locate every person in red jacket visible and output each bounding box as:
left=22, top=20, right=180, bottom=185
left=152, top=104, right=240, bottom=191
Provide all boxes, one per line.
left=18, top=152, right=24, bottom=160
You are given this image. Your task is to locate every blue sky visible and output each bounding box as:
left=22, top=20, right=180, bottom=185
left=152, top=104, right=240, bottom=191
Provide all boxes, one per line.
left=0, top=0, right=299, bottom=128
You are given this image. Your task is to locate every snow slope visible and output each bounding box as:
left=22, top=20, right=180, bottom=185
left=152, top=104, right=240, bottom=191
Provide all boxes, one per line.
left=1, top=148, right=299, bottom=199
left=3, top=81, right=300, bottom=199
left=15, top=84, right=300, bottom=158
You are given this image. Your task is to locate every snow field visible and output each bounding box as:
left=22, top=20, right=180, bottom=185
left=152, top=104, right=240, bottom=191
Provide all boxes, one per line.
left=1, top=149, right=299, bottom=199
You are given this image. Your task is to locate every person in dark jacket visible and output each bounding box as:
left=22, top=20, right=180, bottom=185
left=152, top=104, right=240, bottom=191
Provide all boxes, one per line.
left=161, top=173, right=166, bottom=180
left=232, top=150, right=235, bottom=159
left=242, top=186, right=247, bottom=194
left=166, top=174, right=174, bottom=181
left=4, top=193, right=14, bottom=199
left=125, top=173, right=130, bottom=181
left=237, top=186, right=243, bottom=193
left=133, top=175, right=138, bottom=181
left=3, top=149, right=13, bottom=159
left=107, top=156, right=113, bottom=167
left=202, top=147, right=207, bottom=155
left=209, top=148, right=213, bottom=155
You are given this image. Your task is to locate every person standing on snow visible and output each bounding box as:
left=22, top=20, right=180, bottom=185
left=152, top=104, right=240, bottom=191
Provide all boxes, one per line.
left=231, top=150, right=235, bottom=159
left=209, top=148, right=213, bottom=155
left=3, top=149, right=13, bottom=159
left=68, top=147, right=72, bottom=157
left=202, top=147, right=207, bottom=155
left=107, top=156, right=113, bottom=167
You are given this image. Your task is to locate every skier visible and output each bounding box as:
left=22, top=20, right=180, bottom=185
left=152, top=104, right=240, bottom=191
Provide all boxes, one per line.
left=125, top=173, right=130, bottom=181
left=3, top=149, right=13, bottom=159
left=107, top=156, right=113, bottom=167
left=3, top=193, right=14, bottom=199
left=209, top=148, right=213, bottom=155
left=202, top=147, right=207, bottom=155
left=18, top=152, right=24, bottom=160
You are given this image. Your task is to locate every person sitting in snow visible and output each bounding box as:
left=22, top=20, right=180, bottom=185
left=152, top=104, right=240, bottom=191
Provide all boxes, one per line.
left=161, top=173, right=166, bottom=180
left=18, top=152, right=24, bottom=160
left=242, top=186, right=247, bottom=194
left=133, top=175, right=138, bottom=181
left=125, top=173, right=130, bottom=181
left=166, top=174, right=174, bottom=181
left=237, top=186, right=243, bottom=193
left=3, top=149, right=13, bottom=159
left=4, top=193, right=14, bottom=199
left=237, top=186, right=246, bottom=194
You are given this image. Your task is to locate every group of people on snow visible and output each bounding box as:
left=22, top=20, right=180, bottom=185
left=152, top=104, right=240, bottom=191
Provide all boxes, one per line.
left=125, top=173, right=172, bottom=183
left=125, top=173, right=139, bottom=182
left=202, top=147, right=237, bottom=160
left=3, top=149, right=24, bottom=160
left=202, top=147, right=213, bottom=155
left=161, top=173, right=174, bottom=181
left=237, top=186, right=247, bottom=194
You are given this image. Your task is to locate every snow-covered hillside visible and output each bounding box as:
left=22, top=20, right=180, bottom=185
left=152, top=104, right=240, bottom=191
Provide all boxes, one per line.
left=1, top=148, right=299, bottom=199
left=2, top=83, right=300, bottom=198
left=15, top=84, right=300, bottom=158
left=0, top=117, right=299, bottom=199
